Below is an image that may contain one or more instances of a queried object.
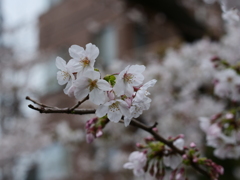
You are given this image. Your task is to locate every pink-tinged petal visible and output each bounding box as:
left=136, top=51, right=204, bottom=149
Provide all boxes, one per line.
left=123, top=162, right=134, bottom=169
left=57, top=71, right=69, bottom=85
left=84, top=70, right=100, bottom=80
left=56, top=57, right=67, bottom=71
left=69, top=45, right=85, bottom=59
left=97, top=80, right=112, bottom=91
left=86, top=133, right=95, bottom=143
left=108, top=109, right=122, bottom=123
left=85, top=43, right=99, bottom=61
left=89, top=88, right=105, bottom=105
left=173, top=138, right=184, bottom=150
left=128, top=65, right=145, bottom=74
left=96, top=105, right=108, bottom=117
left=113, top=79, right=125, bottom=96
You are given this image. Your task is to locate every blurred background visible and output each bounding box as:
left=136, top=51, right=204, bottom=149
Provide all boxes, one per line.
left=0, top=0, right=238, bottom=180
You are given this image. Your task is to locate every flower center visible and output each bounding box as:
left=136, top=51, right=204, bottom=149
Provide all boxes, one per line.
left=89, top=79, right=98, bottom=91
left=109, top=102, right=120, bottom=112
left=81, top=57, right=90, bottom=68
left=62, top=71, right=70, bottom=80
left=123, top=73, right=134, bottom=84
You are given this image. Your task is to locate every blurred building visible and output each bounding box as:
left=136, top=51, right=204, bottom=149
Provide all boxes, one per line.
left=39, top=0, right=221, bottom=67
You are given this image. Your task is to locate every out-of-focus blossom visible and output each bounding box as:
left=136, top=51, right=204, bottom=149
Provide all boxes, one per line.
left=123, top=151, right=147, bottom=176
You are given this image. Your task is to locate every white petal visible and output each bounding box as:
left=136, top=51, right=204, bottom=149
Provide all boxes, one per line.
left=124, top=116, right=132, bottom=127
left=133, top=169, right=145, bottom=177
left=85, top=43, right=99, bottom=60
left=119, top=100, right=131, bottom=121
left=108, top=109, right=122, bottom=123
left=132, top=74, right=144, bottom=86
left=96, top=105, right=108, bottom=117
left=63, top=80, right=73, bottom=95
left=141, top=79, right=157, bottom=90
left=84, top=70, right=100, bottom=80
left=173, top=138, right=184, bottom=150
left=169, top=155, right=182, bottom=169
left=97, top=80, right=112, bottom=91
left=128, top=65, right=145, bottom=74
left=57, top=71, right=69, bottom=85
left=89, top=88, right=105, bottom=105
left=123, top=162, right=134, bottom=169
left=74, top=79, right=90, bottom=100
left=124, top=83, right=134, bottom=97
left=113, top=79, right=125, bottom=96
left=56, top=57, right=67, bottom=71
left=69, top=45, right=85, bottom=59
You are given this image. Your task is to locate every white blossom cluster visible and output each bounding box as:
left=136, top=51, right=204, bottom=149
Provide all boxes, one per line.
left=199, top=115, right=240, bottom=159
left=214, top=69, right=240, bottom=101
left=56, top=43, right=157, bottom=126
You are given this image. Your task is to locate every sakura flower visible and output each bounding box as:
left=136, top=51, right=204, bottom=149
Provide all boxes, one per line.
left=123, top=79, right=157, bottom=126
left=114, top=65, right=145, bottom=96
left=69, top=43, right=99, bottom=74
left=214, top=69, right=240, bottom=101
left=74, top=70, right=112, bottom=105
left=123, top=151, right=147, bottom=177
left=222, top=6, right=239, bottom=24
left=56, top=57, right=75, bottom=95
left=163, top=138, right=184, bottom=169
left=96, top=99, right=131, bottom=123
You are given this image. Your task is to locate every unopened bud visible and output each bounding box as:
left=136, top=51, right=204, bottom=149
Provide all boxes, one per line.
left=190, top=142, right=196, bottom=148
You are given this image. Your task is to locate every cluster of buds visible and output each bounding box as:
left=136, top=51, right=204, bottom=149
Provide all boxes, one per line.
left=124, top=135, right=186, bottom=179
left=56, top=43, right=157, bottom=127
left=85, top=117, right=109, bottom=143
left=199, top=111, right=240, bottom=159
left=211, top=57, right=240, bottom=101
left=182, top=143, right=224, bottom=180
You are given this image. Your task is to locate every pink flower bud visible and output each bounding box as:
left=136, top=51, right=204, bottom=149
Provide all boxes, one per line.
left=190, top=142, right=196, bottom=148
left=86, top=133, right=95, bottom=143
left=96, top=129, right=103, bottom=137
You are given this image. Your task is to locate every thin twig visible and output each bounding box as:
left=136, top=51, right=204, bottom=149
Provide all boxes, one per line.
left=26, top=96, right=52, bottom=108
left=28, top=104, right=95, bottom=115
left=69, top=96, right=89, bottom=111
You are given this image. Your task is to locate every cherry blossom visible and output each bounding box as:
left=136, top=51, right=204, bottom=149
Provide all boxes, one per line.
left=123, top=151, right=147, bottom=177
left=163, top=138, right=184, bottom=169
left=113, top=65, right=145, bottom=96
left=96, top=99, right=131, bottom=123
left=73, top=70, right=112, bottom=105
left=56, top=56, right=76, bottom=95
left=69, top=43, right=99, bottom=74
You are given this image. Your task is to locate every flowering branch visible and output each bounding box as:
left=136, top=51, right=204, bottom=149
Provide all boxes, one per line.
left=26, top=96, right=211, bottom=178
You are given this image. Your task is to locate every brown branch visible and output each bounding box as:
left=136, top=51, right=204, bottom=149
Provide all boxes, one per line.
left=69, top=96, right=89, bottom=111
left=26, top=96, right=210, bottom=178
left=28, top=104, right=95, bottom=115
left=129, top=119, right=210, bottom=178
left=26, top=96, right=52, bottom=108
